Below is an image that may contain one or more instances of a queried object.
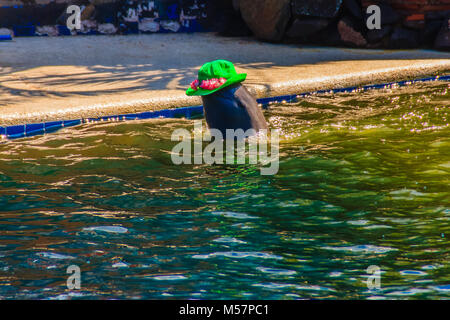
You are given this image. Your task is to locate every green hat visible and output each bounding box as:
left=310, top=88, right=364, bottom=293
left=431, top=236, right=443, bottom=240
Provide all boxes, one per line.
left=186, top=60, right=247, bottom=96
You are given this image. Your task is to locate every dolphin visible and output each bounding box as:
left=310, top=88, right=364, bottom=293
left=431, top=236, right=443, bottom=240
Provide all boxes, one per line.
left=201, top=83, right=268, bottom=136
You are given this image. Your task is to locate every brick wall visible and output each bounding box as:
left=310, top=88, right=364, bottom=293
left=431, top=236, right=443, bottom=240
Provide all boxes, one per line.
left=362, top=0, right=450, bottom=13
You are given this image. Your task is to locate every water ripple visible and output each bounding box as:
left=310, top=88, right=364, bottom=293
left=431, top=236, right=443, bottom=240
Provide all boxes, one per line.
left=192, top=251, right=282, bottom=260
left=323, top=245, right=397, bottom=254
left=82, top=226, right=128, bottom=234
left=0, top=82, right=448, bottom=299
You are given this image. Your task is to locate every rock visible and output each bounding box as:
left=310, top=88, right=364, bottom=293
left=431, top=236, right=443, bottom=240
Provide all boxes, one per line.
left=425, top=10, right=450, bottom=21
left=232, top=0, right=240, bottom=12
left=316, top=23, right=342, bottom=46
left=421, top=20, right=443, bottom=46
left=218, top=13, right=252, bottom=37
left=292, top=0, right=343, bottom=18
left=343, top=0, right=362, bottom=20
left=389, top=27, right=420, bottom=49
left=338, top=17, right=367, bottom=47
left=403, top=14, right=425, bottom=30
left=239, top=0, right=291, bottom=41
left=434, top=19, right=450, bottom=51
left=202, top=0, right=252, bottom=37
left=380, top=3, right=400, bottom=25
left=366, top=25, right=392, bottom=44
left=81, top=4, right=96, bottom=20
left=286, top=17, right=330, bottom=39
left=364, top=2, right=400, bottom=26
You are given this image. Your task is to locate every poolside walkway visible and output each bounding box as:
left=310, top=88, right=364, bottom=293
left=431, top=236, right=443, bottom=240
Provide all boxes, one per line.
left=1, top=33, right=449, bottom=126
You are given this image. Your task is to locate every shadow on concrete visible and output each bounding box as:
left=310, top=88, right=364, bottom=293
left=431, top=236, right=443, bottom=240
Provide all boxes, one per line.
left=0, top=33, right=449, bottom=108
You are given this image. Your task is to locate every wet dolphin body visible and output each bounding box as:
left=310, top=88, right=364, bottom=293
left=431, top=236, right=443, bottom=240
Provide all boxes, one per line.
left=201, top=83, right=268, bottom=136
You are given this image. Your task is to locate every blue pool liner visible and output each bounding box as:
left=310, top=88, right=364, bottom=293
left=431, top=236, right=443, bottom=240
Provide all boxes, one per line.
left=0, top=34, right=12, bottom=41
left=1, top=75, right=449, bottom=140
left=57, top=25, right=72, bottom=36
left=13, top=25, right=36, bottom=37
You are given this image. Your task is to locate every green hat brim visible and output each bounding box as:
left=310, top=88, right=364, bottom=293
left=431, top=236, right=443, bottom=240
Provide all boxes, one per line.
left=186, top=73, right=247, bottom=96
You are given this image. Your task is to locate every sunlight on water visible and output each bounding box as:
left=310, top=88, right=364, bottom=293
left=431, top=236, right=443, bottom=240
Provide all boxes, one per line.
left=0, top=82, right=449, bottom=299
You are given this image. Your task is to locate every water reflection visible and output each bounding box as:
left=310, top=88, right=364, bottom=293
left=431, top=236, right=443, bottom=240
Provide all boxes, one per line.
left=0, top=82, right=449, bottom=299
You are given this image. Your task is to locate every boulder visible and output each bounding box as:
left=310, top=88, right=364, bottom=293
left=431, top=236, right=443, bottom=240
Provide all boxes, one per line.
left=286, top=17, right=330, bottom=39
left=434, top=19, right=450, bottom=51
left=366, top=25, right=392, bottom=44
left=389, top=27, right=420, bottom=49
left=343, top=0, right=362, bottom=20
left=403, top=14, right=425, bottom=30
left=364, top=2, right=400, bottom=26
left=379, top=3, right=400, bottom=25
left=202, top=0, right=252, bottom=37
left=421, top=20, right=443, bottom=46
left=81, top=4, right=96, bottom=21
left=338, top=17, right=367, bottom=47
left=232, top=0, right=240, bottom=12
left=239, top=0, right=291, bottom=41
left=316, top=23, right=342, bottom=46
left=425, top=10, right=450, bottom=21
left=292, top=0, right=343, bottom=18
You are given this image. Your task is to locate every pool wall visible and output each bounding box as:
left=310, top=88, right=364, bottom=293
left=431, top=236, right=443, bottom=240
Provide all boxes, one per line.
left=1, top=75, right=449, bottom=140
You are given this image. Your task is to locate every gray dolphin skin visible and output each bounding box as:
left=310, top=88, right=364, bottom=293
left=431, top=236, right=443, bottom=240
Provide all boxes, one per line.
left=201, top=83, right=268, bottom=136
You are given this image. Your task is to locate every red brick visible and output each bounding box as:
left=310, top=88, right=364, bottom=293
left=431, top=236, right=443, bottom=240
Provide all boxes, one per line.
left=361, top=0, right=450, bottom=16
left=405, top=14, right=425, bottom=21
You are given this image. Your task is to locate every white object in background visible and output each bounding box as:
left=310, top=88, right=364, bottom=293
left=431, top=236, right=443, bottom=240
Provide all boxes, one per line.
left=160, top=20, right=180, bottom=32
left=80, top=19, right=98, bottom=33
left=139, top=18, right=160, bottom=32
left=98, top=23, right=118, bottom=35
left=36, top=25, right=58, bottom=36
left=0, top=28, right=13, bottom=37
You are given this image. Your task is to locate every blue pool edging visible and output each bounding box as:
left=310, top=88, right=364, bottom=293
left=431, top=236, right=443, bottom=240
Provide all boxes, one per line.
left=1, top=74, right=449, bottom=140
left=0, top=34, right=12, bottom=41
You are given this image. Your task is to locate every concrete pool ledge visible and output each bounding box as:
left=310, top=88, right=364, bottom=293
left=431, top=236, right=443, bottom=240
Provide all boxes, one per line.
left=0, top=33, right=449, bottom=126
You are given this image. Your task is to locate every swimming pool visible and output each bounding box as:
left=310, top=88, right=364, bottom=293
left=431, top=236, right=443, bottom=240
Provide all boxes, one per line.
left=0, top=81, right=448, bottom=299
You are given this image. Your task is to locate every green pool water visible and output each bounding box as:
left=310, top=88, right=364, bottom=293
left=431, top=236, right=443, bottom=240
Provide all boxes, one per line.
left=0, top=81, right=449, bottom=299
